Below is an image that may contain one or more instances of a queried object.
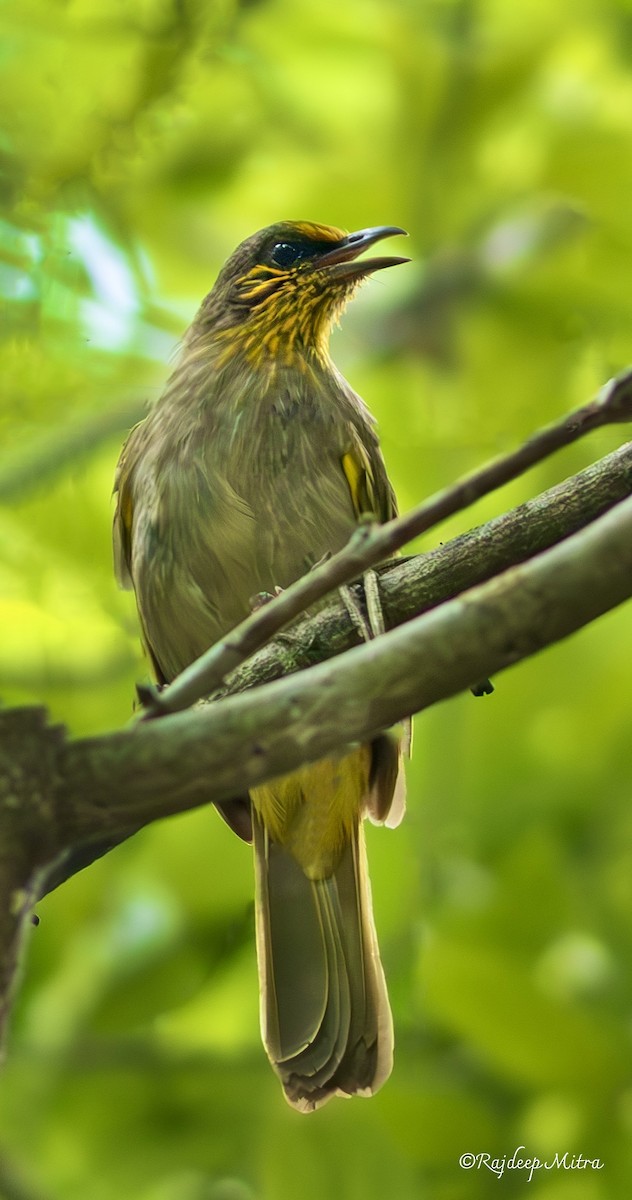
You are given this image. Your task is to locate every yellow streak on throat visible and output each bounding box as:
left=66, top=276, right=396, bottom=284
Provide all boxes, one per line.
left=217, top=271, right=352, bottom=369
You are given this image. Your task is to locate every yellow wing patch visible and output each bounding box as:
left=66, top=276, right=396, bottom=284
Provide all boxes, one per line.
left=341, top=446, right=378, bottom=520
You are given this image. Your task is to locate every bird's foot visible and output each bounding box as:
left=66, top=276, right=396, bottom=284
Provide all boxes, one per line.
left=249, top=586, right=284, bottom=611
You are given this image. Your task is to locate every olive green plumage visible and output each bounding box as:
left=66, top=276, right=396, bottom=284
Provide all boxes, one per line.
left=114, top=220, right=409, bottom=1110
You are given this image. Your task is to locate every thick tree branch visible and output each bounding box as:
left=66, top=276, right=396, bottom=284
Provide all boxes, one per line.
left=1, top=439, right=632, bottom=1041
left=35, top=441, right=632, bottom=900
left=54, top=492, right=632, bottom=844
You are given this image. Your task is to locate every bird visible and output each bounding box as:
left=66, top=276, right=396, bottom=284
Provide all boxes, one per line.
left=113, top=220, right=410, bottom=1111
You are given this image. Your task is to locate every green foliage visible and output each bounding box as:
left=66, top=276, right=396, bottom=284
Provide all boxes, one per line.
left=2, top=0, right=632, bottom=1195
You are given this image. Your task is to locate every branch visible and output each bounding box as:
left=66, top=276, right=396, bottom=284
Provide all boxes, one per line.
left=144, top=369, right=632, bottom=717
left=37, top=441, right=632, bottom=898
left=1, top=475, right=631, bottom=1047
left=57, top=492, right=632, bottom=843
left=218, top=442, right=632, bottom=698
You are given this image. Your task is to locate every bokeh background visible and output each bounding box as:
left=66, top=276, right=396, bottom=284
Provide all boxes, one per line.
left=2, top=0, right=632, bottom=1197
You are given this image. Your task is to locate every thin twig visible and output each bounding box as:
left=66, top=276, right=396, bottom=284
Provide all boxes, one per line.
left=143, top=368, right=632, bottom=718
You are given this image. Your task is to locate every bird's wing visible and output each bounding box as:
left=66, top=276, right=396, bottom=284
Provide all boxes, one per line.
left=340, top=425, right=408, bottom=829
left=341, top=430, right=397, bottom=524
left=112, top=423, right=143, bottom=590
left=112, top=419, right=254, bottom=842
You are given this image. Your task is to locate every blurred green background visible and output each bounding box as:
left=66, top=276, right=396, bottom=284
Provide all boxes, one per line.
left=1, top=0, right=632, bottom=1197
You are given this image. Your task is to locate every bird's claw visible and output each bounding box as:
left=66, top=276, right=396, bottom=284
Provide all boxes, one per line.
left=249, top=586, right=284, bottom=611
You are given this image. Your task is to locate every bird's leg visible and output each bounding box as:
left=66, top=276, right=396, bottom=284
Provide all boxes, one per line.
left=363, top=568, right=386, bottom=638
left=248, top=555, right=387, bottom=646
left=340, top=583, right=371, bottom=642
left=340, top=569, right=385, bottom=644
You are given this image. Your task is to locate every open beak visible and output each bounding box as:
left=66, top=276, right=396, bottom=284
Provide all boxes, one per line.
left=317, top=226, right=410, bottom=280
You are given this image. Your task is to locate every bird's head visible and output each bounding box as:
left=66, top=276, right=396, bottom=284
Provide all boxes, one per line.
left=194, top=221, right=409, bottom=367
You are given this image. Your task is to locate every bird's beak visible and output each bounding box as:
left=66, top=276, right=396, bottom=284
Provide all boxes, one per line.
left=316, top=226, right=410, bottom=280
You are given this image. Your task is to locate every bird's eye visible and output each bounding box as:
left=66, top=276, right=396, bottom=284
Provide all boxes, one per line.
left=270, top=242, right=304, bottom=268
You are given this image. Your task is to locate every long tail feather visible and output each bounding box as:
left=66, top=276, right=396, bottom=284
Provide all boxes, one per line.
left=253, top=808, right=393, bottom=1111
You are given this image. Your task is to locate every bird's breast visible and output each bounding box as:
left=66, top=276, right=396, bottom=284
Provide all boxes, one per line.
left=212, top=366, right=361, bottom=573
left=132, top=362, right=367, bottom=676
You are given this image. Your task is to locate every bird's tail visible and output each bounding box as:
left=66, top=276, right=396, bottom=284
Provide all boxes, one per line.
left=252, top=806, right=393, bottom=1112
